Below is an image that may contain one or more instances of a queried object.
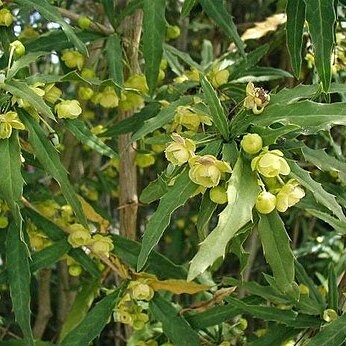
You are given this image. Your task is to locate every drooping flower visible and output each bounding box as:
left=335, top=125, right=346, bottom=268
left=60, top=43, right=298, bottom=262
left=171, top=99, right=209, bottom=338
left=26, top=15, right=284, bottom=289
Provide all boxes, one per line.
left=61, top=50, right=85, bottom=70
left=244, top=81, right=270, bottom=114
left=209, top=185, right=228, bottom=204
left=255, top=191, right=276, bottom=214
left=0, top=111, right=25, bottom=139
left=189, top=155, right=232, bottom=188
left=241, top=133, right=263, bottom=154
left=55, top=99, right=82, bottom=119
left=172, top=106, right=212, bottom=132
left=251, top=149, right=290, bottom=178
left=67, top=224, right=91, bottom=248
left=165, top=133, right=195, bottom=166
left=275, top=179, right=305, bottom=212
left=89, top=234, right=114, bottom=257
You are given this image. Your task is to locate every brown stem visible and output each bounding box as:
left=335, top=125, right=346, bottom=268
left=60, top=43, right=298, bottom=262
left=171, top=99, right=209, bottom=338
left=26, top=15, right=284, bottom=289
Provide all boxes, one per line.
left=56, top=261, right=71, bottom=331
left=33, top=268, right=52, bottom=339
left=118, top=9, right=143, bottom=241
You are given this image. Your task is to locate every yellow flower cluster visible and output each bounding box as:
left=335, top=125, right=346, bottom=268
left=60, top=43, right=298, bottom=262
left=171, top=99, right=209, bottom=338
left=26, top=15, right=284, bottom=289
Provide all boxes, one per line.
left=171, top=106, right=212, bottom=132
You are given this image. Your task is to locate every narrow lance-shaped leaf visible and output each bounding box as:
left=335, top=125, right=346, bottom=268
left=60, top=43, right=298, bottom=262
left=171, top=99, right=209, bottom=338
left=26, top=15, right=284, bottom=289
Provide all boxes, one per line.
left=306, top=209, right=346, bottom=235
left=258, top=212, right=296, bottom=295
left=150, top=295, right=200, bottom=346
left=143, top=0, right=166, bottom=94
left=201, top=76, right=229, bottom=140
left=106, top=34, right=123, bottom=88
left=286, top=0, right=305, bottom=78
left=289, top=160, right=346, bottom=222
left=137, top=140, right=222, bottom=271
left=59, top=290, right=120, bottom=346
left=188, top=156, right=259, bottom=281
left=181, top=0, right=198, bottom=17
left=200, top=0, right=245, bottom=56
left=306, top=313, right=346, bottom=346
left=304, top=0, right=336, bottom=91
left=7, top=223, right=34, bottom=345
left=16, top=0, right=88, bottom=55
left=0, top=132, right=23, bottom=227
left=20, top=111, right=88, bottom=227
left=327, top=263, right=338, bottom=311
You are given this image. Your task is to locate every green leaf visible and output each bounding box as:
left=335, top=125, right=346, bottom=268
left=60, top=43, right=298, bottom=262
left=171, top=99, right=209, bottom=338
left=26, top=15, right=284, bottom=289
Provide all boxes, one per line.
left=137, top=140, right=221, bottom=271
left=289, top=161, right=346, bottom=222
left=234, top=100, right=346, bottom=136
left=306, top=209, right=346, bottom=235
left=249, top=324, right=301, bottom=346
left=103, top=102, right=161, bottom=137
left=59, top=280, right=100, bottom=341
left=16, top=0, right=88, bottom=55
left=201, top=75, right=229, bottom=140
left=64, top=119, right=118, bottom=159
left=59, top=290, right=120, bottom=346
left=258, top=212, right=296, bottom=295
left=140, top=173, right=169, bottom=204
left=328, top=263, right=338, bottom=311
left=304, top=0, right=336, bottom=91
left=68, top=248, right=101, bottom=278
left=143, top=0, right=166, bottom=94
left=306, top=313, right=346, bottom=346
left=201, top=39, right=213, bottom=67
left=20, top=112, right=88, bottom=227
left=31, top=240, right=71, bottom=272
left=181, top=0, right=198, bottom=17
left=6, top=223, right=34, bottom=345
left=113, top=235, right=187, bottom=280
left=7, top=51, right=48, bottom=79
left=188, top=156, right=259, bottom=281
left=286, top=0, right=305, bottom=78
left=150, top=295, right=200, bottom=346
left=196, top=193, right=216, bottom=240
left=164, top=44, right=201, bottom=70
left=131, top=96, right=193, bottom=142
left=106, top=34, right=123, bottom=87
left=199, top=0, right=244, bottom=56
left=0, top=132, right=23, bottom=227
left=2, top=80, right=55, bottom=120
left=231, top=67, right=293, bottom=83
left=225, top=297, right=320, bottom=328
left=26, top=30, right=103, bottom=53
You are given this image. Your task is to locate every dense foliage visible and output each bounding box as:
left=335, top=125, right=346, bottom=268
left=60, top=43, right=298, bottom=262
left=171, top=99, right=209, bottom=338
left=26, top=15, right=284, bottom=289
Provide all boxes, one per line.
left=1, top=0, right=346, bottom=345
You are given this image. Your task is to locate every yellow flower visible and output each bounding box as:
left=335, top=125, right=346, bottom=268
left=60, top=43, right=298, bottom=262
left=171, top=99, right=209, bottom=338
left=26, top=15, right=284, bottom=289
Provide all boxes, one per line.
left=132, top=312, right=149, bottom=330
left=209, top=68, right=230, bottom=88
left=0, top=111, right=25, bottom=139
left=97, top=87, right=119, bottom=108
left=89, top=234, right=114, bottom=257
left=10, top=40, right=25, bottom=57
left=44, top=84, right=62, bottom=104
left=128, top=280, right=154, bottom=301
left=189, top=155, right=232, bottom=188
left=55, top=100, right=82, bottom=119
left=275, top=179, right=305, bottom=212
left=78, top=86, right=94, bottom=100
left=251, top=149, right=290, bottom=178
left=241, top=133, right=263, bottom=154
left=67, top=224, right=91, bottom=248
left=173, top=106, right=212, bottom=132
left=166, top=24, right=181, bottom=40
left=78, top=17, right=91, bottom=30
left=209, top=185, right=228, bottom=204
left=61, top=50, right=84, bottom=70
left=116, top=308, right=133, bottom=325
left=255, top=191, right=276, bottom=214
left=81, top=68, right=96, bottom=79
left=165, top=133, right=195, bottom=166
left=135, top=153, right=155, bottom=168
left=244, top=81, right=270, bottom=114
left=0, top=8, right=13, bottom=27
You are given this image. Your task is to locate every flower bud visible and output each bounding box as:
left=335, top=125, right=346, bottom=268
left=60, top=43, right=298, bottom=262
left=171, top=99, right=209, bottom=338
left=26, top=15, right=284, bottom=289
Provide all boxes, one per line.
left=0, top=215, right=8, bottom=228
left=55, top=99, right=82, bottom=119
left=78, top=16, right=91, bottom=29
left=323, top=309, right=338, bottom=322
left=89, top=234, right=114, bottom=257
left=251, top=149, right=290, bottom=178
left=244, top=81, right=270, bottom=114
left=68, top=264, right=82, bottom=276
left=81, top=68, right=96, bottom=79
left=0, top=9, right=13, bottom=27
left=241, top=133, right=263, bottom=154
left=255, top=191, right=276, bottom=214
left=165, top=133, right=195, bottom=166
left=78, top=86, right=94, bottom=100
left=132, top=312, right=149, bottom=330
left=128, top=280, right=154, bottom=301
left=135, top=153, right=155, bottom=168
left=209, top=186, right=228, bottom=204
left=44, top=84, right=62, bottom=104
left=125, top=74, right=149, bottom=94
left=166, top=25, right=181, bottom=40
left=61, top=50, right=85, bottom=70
left=298, top=284, right=309, bottom=295
left=67, top=224, right=91, bottom=248
left=189, top=155, right=232, bottom=188
left=10, top=40, right=25, bottom=57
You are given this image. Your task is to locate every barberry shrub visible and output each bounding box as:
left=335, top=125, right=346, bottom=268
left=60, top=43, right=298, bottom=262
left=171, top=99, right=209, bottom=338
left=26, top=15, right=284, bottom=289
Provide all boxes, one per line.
left=0, top=0, right=346, bottom=345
